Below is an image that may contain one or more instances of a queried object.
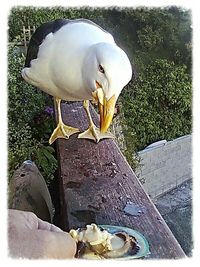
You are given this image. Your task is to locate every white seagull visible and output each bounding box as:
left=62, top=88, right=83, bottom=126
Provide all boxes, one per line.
left=22, top=19, right=132, bottom=144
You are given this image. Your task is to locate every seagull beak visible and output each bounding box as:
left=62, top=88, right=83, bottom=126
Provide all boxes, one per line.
left=99, top=94, right=116, bottom=133
left=92, top=82, right=116, bottom=133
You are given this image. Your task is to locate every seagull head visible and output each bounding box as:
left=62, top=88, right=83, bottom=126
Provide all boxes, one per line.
left=82, top=42, right=132, bottom=133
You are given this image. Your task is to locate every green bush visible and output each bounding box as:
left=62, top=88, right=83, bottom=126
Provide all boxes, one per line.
left=8, top=7, right=112, bottom=42
left=121, top=59, right=192, bottom=151
left=8, top=41, right=57, bottom=183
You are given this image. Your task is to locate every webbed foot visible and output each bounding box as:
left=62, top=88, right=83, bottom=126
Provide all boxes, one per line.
left=78, top=124, right=114, bottom=143
left=49, top=123, right=79, bottom=144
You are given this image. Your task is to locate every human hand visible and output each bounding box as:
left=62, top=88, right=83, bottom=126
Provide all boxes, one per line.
left=8, top=209, right=76, bottom=259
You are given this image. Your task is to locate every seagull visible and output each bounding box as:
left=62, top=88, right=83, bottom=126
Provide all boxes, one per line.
left=22, top=19, right=132, bottom=144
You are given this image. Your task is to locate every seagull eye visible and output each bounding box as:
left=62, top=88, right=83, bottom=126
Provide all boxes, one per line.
left=98, top=64, right=105, bottom=74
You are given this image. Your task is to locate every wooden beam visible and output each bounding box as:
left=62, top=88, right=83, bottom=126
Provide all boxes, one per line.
left=55, top=101, right=185, bottom=259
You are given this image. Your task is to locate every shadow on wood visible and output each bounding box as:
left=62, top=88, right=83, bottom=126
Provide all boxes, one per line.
left=55, top=101, right=185, bottom=259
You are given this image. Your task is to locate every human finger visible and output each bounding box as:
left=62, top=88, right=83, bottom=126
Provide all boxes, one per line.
left=37, top=230, right=77, bottom=259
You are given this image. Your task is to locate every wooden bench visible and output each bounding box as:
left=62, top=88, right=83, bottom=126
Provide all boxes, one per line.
left=55, top=101, right=185, bottom=259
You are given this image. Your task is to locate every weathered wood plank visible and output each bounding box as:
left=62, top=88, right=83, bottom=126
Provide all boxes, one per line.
left=55, top=101, right=185, bottom=259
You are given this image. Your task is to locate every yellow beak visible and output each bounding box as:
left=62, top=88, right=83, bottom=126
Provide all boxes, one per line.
left=92, top=83, right=116, bottom=133
left=99, top=95, right=116, bottom=133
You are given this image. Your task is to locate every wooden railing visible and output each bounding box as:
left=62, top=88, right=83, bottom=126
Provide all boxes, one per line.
left=55, top=100, right=185, bottom=259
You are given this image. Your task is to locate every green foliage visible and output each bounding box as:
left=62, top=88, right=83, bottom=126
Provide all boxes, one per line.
left=8, top=42, right=57, bottom=183
left=121, top=59, right=192, bottom=151
left=137, top=25, right=163, bottom=51
left=133, top=7, right=192, bottom=71
left=8, top=7, right=111, bottom=42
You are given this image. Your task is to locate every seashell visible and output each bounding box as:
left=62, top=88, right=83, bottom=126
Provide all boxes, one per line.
left=101, top=232, right=137, bottom=258
left=69, top=224, right=142, bottom=259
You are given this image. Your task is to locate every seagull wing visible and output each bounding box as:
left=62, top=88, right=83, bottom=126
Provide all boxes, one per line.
left=25, top=19, right=70, bottom=67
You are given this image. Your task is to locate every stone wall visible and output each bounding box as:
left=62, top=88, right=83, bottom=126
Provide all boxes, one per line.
left=136, top=135, right=192, bottom=199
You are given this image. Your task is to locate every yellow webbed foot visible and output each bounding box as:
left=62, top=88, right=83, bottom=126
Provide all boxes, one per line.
left=49, top=123, right=79, bottom=145
left=78, top=124, right=114, bottom=143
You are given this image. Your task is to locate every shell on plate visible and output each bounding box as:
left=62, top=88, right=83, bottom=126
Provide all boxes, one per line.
left=69, top=223, right=137, bottom=259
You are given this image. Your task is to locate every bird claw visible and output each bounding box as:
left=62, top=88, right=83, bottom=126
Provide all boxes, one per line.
left=49, top=123, right=79, bottom=144
left=78, top=124, right=114, bottom=143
